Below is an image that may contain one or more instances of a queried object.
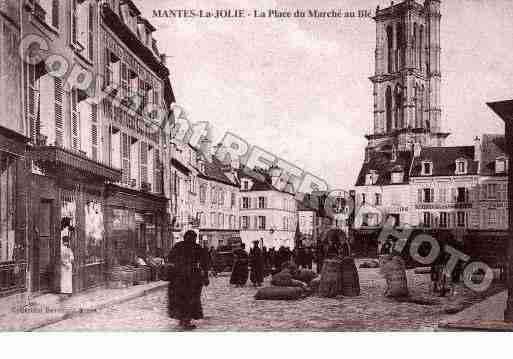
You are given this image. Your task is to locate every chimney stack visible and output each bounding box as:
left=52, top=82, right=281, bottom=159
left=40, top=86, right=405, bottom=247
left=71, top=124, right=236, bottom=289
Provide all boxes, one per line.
left=474, top=136, right=482, bottom=173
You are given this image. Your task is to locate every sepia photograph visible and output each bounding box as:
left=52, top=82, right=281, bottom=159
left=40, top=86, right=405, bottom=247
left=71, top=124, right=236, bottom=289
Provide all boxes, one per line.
left=1, top=0, right=513, bottom=339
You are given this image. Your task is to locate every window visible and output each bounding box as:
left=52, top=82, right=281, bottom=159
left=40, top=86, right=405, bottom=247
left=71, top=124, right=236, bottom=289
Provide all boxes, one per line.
left=423, top=212, right=432, bottom=228
left=496, top=158, right=507, bottom=174
left=199, top=184, right=207, bottom=204
left=258, top=197, right=266, bottom=209
left=422, top=161, right=432, bottom=176
left=440, top=212, right=448, bottom=228
left=231, top=192, right=236, bottom=208
left=439, top=188, right=447, bottom=203
left=242, top=180, right=249, bottom=190
left=242, top=197, right=250, bottom=209
left=258, top=216, right=266, bottom=230
left=456, top=212, right=466, bottom=227
left=391, top=171, right=404, bottom=184
left=486, top=184, right=498, bottom=199
left=457, top=187, right=468, bottom=203
left=219, top=213, right=224, bottom=228
left=105, top=51, right=120, bottom=88
left=365, top=171, right=377, bottom=185
left=488, top=210, right=498, bottom=226
left=241, top=216, right=249, bottom=230
left=375, top=193, right=382, bottom=206
left=421, top=188, right=434, bottom=203
left=361, top=193, right=366, bottom=205
left=455, top=159, right=467, bottom=175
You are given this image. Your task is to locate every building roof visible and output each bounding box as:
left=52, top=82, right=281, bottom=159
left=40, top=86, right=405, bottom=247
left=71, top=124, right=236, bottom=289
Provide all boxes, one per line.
left=480, top=134, right=508, bottom=176
left=197, top=156, right=238, bottom=188
left=238, top=166, right=295, bottom=195
left=355, top=150, right=413, bottom=186
left=411, top=146, right=478, bottom=177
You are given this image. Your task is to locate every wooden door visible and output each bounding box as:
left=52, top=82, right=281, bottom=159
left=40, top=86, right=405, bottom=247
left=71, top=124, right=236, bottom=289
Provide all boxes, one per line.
left=34, top=200, right=53, bottom=292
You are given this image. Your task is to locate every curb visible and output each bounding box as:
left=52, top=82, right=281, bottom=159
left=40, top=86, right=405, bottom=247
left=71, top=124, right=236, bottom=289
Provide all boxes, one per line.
left=27, top=282, right=168, bottom=331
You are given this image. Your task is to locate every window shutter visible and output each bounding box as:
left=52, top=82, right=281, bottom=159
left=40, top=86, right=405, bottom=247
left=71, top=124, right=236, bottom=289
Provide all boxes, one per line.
left=140, top=142, right=148, bottom=185
left=71, top=89, right=79, bottom=150
left=52, top=0, right=59, bottom=28
left=88, top=3, right=94, bottom=59
left=430, top=188, right=434, bottom=203
left=451, top=188, right=457, bottom=203
left=90, top=103, right=98, bottom=160
left=52, top=77, right=63, bottom=145
left=418, top=189, right=422, bottom=203
left=121, top=133, right=130, bottom=185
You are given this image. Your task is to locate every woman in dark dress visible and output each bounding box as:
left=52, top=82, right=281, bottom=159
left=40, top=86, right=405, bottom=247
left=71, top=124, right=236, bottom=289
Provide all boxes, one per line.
left=230, top=243, right=249, bottom=287
left=167, top=230, right=210, bottom=330
left=249, top=241, right=265, bottom=287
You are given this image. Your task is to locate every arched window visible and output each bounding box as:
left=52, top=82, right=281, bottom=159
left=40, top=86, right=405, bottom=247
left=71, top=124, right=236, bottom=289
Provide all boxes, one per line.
left=387, top=26, right=393, bottom=73
left=421, top=85, right=429, bottom=130
left=419, top=25, right=424, bottom=71
left=414, top=85, right=420, bottom=128
left=396, top=23, right=403, bottom=70
left=394, top=85, right=403, bottom=129
left=413, top=23, right=417, bottom=69
left=386, top=86, right=392, bottom=133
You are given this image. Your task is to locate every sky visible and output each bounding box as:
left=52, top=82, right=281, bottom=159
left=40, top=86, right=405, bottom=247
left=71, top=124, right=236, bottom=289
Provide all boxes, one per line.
left=134, top=0, right=513, bottom=190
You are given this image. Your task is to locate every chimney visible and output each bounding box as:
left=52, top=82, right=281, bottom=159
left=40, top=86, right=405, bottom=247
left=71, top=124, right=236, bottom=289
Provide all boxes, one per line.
left=199, top=136, right=212, bottom=161
left=160, top=54, right=167, bottom=65
left=474, top=136, right=482, bottom=172
left=413, top=142, right=422, bottom=158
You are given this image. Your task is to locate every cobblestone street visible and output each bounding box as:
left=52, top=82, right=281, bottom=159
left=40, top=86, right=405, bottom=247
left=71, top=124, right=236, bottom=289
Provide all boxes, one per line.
left=38, top=262, right=502, bottom=332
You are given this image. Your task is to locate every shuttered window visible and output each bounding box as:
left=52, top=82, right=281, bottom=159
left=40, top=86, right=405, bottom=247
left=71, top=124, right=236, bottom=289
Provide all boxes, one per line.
left=71, top=89, right=80, bottom=150
left=71, top=0, right=77, bottom=44
left=54, top=78, right=64, bottom=145
left=120, top=62, right=129, bottom=102
left=140, top=141, right=148, bottom=185
left=121, top=133, right=130, bottom=185
left=91, top=103, right=98, bottom=160
left=88, top=3, right=94, bottom=60
left=26, top=64, right=40, bottom=143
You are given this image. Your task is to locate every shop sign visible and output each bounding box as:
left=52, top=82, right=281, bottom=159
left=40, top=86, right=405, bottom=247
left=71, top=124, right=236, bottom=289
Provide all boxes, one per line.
left=415, top=203, right=472, bottom=210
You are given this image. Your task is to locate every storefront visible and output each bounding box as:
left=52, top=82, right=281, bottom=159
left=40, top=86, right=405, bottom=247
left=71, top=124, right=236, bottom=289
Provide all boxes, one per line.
left=105, top=184, right=169, bottom=267
left=0, top=127, right=29, bottom=297
left=30, top=145, right=121, bottom=293
left=199, top=229, right=240, bottom=249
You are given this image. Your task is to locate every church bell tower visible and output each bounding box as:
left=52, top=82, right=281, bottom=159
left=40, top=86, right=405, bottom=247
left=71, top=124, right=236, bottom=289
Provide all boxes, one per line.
left=367, top=0, right=449, bottom=152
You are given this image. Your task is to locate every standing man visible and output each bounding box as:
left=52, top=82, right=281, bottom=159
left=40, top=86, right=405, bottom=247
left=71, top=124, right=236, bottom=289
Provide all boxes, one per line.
left=249, top=240, right=265, bottom=287
left=167, top=230, right=210, bottom=330
left=60, top=236, right=74, bottom=297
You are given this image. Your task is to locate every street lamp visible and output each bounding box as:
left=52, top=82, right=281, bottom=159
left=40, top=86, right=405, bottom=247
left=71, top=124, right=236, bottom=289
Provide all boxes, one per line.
left=487, top=100, right=513, bottom=322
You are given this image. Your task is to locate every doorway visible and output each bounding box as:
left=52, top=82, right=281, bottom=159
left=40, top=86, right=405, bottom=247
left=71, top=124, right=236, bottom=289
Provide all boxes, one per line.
left=32, top=199, right=53, bottom=292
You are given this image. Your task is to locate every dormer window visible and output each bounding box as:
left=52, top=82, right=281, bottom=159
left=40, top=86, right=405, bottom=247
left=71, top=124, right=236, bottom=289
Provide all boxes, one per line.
left=242, top=179, right=250, bottom=190
left=365, top=170, right=378, bottom=185
left=421, top=161, right=433, bottom=176
left=455, top=158, right=467, bottom=175
left=496, top=157, right=507, bottom=174
left=391, top=171, right=404, bottom=184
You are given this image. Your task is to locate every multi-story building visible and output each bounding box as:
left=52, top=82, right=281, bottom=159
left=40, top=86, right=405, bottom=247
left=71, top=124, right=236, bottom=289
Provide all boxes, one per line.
left=195, top=156, right=240, bottom=248
left=355, top=0, right=449, bottom=233
left=476, top=134, right=509, bottom=230
left=0, top=0, right=30, bottom=300
left=238, top=166, right=297, bottom=249
left=409, top=144, right=480, bottom=232
left=22, top=0, right=174, bottom=294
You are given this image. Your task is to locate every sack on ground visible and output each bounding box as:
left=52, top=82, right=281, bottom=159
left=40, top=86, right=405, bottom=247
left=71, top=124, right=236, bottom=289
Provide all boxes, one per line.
left=254, top=286, right=306, bottom=300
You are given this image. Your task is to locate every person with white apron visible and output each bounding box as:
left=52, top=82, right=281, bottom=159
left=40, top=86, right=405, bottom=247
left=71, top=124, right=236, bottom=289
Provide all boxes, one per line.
left=60, top=236, right=74, bottom=296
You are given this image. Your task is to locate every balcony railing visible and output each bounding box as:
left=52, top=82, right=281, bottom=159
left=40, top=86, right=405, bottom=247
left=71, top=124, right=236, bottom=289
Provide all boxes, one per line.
left=31, top=145, right=122, bottom=182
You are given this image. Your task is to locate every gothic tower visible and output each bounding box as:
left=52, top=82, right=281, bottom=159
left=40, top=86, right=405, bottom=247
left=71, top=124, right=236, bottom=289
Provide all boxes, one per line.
left=367, top=0, right=449, bottom=152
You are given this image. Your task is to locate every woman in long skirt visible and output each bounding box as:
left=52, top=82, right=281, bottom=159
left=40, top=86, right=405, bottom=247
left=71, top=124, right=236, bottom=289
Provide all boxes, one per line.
left=167, top=230, right=210, bottom=330
left=230, top=243, right=249, bottom=287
